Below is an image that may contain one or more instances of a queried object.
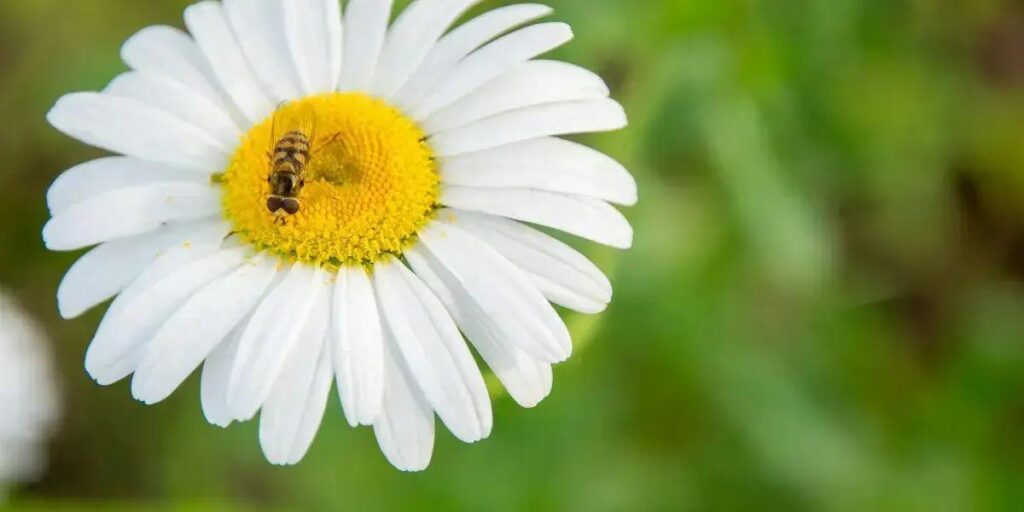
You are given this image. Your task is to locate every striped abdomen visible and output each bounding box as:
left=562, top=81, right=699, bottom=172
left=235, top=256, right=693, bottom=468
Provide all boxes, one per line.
left=272, top=130, right=311, bottom=178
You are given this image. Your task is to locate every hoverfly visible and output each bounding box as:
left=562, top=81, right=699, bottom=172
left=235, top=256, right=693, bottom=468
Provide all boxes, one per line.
left=266, top=102, right=338, bottom=216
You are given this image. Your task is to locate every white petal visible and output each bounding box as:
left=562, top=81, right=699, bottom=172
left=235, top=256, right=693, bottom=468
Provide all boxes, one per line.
left=131, top=256, right=277, bottom=405
left=120, top=25, right=232, bottom=116
left=429, top=98, right=626, bottom=156
left=448, top=209, right=612, bottom=314
left=259, top=295, right=332, bottom=465
left=284, top=0, right=343, bottom=95
left=331, top=266, right=384, bottom=427
left=372, top=0, right=480, bottom=98
left=392, top=3, right=553, bottom=108
left=407, top=22, right=573, bottom=121
left=201, top=324, right=243, bottom=428
left=43, top=183, right=221, bottom=251
left=423, top=60, right=608, bottom=134
left=47, top=93, right=228, bottom=172
left=85, top=240, right=240, bottom=386
left=372, top=257, right=491, bottom=443
left=105, top=71, right=241, bottom=149
left=325, top=0, right=345, bottom=88
left=438, top=137, right=637, bottom=206
left=414, top=220, right=570, bottom=363
left=223, top=0, right=302, bottom=102
left=227, top=265, right=330, bottom=421
left=373, top=339, right=434, bottom=472
left=47, top=157, right=206, bottom=216
left=56, top=222, right=207, bottom=319
left=185, top=1, right=275, bottom=123
left=442, top=186, right=633, bottom=249
left=405, top=245, right=553, bottom=408
left=286, top=341, right=334, bottom=464
left=114, top=222, right=232, bottom=294
left=339, top=0, right=393, bottom=92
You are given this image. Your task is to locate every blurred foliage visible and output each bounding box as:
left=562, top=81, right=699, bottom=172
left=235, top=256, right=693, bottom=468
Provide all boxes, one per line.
left=2, top=0, right=1024, bottom=510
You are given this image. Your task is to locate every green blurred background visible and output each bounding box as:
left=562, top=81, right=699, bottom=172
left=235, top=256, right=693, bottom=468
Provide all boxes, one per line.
left=2, top=0, right=1024, bottom=510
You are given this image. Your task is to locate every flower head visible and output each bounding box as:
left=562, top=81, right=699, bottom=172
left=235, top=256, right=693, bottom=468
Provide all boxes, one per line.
left=45, top=0, right=634, bottom=471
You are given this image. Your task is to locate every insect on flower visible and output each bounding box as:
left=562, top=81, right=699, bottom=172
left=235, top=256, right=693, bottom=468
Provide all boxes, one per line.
left=43, top=0, right=635, bottom=472
left=266, top=102, right=339, bottom=216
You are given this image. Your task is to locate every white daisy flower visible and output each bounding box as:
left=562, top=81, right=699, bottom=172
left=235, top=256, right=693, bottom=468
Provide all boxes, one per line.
left=0, top=289, right=60, bottom=489
left=45, top=0, right=634, bottom=471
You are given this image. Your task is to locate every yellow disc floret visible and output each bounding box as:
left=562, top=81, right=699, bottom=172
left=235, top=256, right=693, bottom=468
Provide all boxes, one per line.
left=221, top=93, right=439, bottom=268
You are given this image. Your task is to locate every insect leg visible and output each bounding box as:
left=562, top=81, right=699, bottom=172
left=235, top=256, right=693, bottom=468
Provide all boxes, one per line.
left=312, top=132, right=342, bottom=153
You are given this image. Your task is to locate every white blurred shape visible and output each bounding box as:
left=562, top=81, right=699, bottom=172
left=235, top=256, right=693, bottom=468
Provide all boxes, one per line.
left=0, top=289, right=61, bottom=493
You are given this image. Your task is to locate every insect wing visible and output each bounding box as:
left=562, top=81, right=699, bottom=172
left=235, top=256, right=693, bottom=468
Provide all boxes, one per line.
left=271, top=101, right=318, bottom=146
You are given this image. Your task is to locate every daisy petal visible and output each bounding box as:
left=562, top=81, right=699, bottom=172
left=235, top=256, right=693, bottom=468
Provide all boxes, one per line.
left=372, top=0, right=480, bottom=98
left=120, top=25, right=228, bottom=112
left=408, top=22, right=573, bottom=121
left=185, top=1, right=275, bottom=123
left=429, top=98, right=626, bottom=156
left=405, top=245, right=553, bottom=407
left=284, top=0, right=344, bottom=95
left=339, top=0, right=393, bottom=92
left=131, top=256, right=276, bottom=405
left=259, top=294, right=332, bottom=465
left=285, top=342, right=334, bottom=465
left=438, top=137, right=637, bottom=206
left=85, top=242, right=241, bottom=386
left=423, top=60, right=608, bottom=134
left=201, top=324, right=244, bottom=428
left=414, top=220, right=571, bottom=363
left=118, top=222, right=233, bottom=295
left=442, top=186, right=633, bottom=249
left=56, top=222, right=205, bottom=319
left=326, top=0, right=344, bottom=88
left=227, top=265, right=329, bottom=421
left=373, top=257, right=492, bottom=443
left=42, top=183, right=220, bottom=251
left=105, top=71, right=241, bottom=149
left=223, top=0, right=302, bottom=102
left=47, top=93, right=228, bottom=172
left=450, top=209, right=612, bottom=314
left=47, top=157, right=206, bottom=216
left=374, top=340, right=434, bottom=472
left=332, top=266, right=384, bottom=427
left=393, top=3, right=553, bottom=108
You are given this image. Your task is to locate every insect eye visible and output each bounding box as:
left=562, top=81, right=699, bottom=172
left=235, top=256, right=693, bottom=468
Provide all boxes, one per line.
left=282, top=198, right=300, bottom=215
left=267, top=196, right=284, bottom=213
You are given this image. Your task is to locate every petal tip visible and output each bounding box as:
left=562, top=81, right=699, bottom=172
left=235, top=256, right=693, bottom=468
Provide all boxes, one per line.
left=355, top=409, right=381, bottom=427
left=512, top=388, right=551, bottom=409
left=46, top=92, right=95, bottom=133
left=55, top=293, right=85, bottom=320
left=394, top=461, right=430, bottom=473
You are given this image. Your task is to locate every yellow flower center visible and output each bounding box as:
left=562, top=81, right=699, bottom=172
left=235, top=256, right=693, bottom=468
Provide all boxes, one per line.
left=220, top=93, right=439, bottom=268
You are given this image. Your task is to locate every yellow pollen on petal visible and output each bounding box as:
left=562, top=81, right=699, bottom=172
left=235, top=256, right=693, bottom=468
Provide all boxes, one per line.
left=221, top=93, right=439, bottom=268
